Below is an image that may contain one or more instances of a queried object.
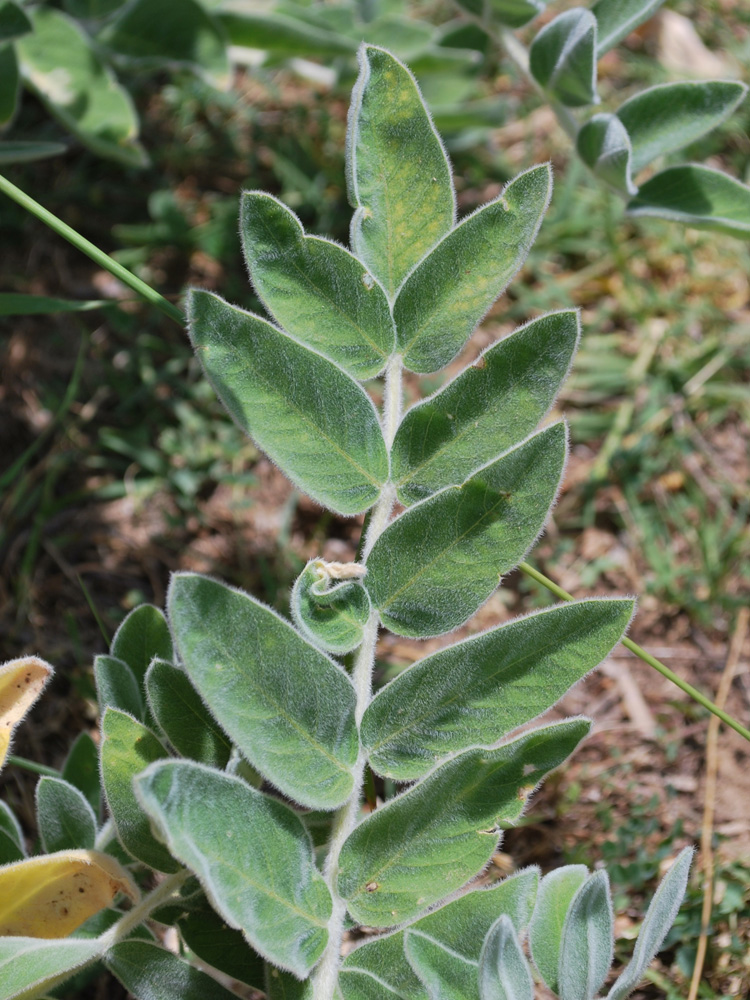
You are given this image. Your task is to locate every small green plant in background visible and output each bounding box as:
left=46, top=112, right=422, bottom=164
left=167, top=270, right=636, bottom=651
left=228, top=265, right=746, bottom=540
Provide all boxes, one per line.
left=0, top=43, right=705, bottom=1000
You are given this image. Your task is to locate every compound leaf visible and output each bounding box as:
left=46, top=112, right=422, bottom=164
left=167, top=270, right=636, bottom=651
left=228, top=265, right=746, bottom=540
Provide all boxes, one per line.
left=617, top=81, right=748, bottom=174
left=0, top=656, right=53, bottom=773
left=529, top=9, right=598, bottom=108
left=240, top=192, right=395, bottom=379
left=394, top=165, right=552, bottom=374
left=145, top=659, right=231, bottom=770
left=16, top=7, right=146, bottom=167
left=362, top=598, right=633, bottom=780
left=558, top=871, right=614, bottom=1000
left=36, top=777, right=96, bottom=853
left=100, top=708, right=179, bottom=873
left=0, top=849, right=138, bottom=938
left=367, top=423, right=567, bottom=638
left=94, top=655, right=144, bottom=722
left=627, top=165, right=750, bottom=238
left=168, top=572, right=358, bottom=810
left=106, top=940, right=240, bottom=1000
left=391, top=310, right=578, bottom=504
left=478, top=915, right=534, bottom=1000
left=111, top=604, right=174, bottom=689
left=607, top=848, right=692, bottom=1000
left=592, top=0, right=664, bottom=54
left=528, top=865, right=588, bottom=992
left=338, top=719, right=590, bottom=927
left=577, top=114, right=635, bottom=195
left=136, top=760, right=331, bottom=978
left=347, top=44, right=455, bottom=298
left=187, top=289, right=388, bottom=516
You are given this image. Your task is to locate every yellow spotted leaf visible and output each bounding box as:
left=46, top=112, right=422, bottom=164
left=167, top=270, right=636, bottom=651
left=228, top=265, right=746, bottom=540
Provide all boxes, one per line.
left=0, top=849, right=139, bottom=938
left=0, top=656, right=53, bottom=771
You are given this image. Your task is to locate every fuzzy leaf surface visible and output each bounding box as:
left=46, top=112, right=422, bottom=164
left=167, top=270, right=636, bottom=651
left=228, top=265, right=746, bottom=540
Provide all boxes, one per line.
left=392, top=310, right=577, bottom=504
left=591, top=0, right=664, bottom=53
left=100, top=708, right=179, bottom=872
left=0, top=937, right=103, bottom=1000
left=617, top=81, right=748, bottom=174
left=338, top=719, right=590, bottom=926
left=347, top=44, right=455, bottom=298
left=528, top=865, right=588, bottom=992
left=62, top=733, right=101, bottom=815
left=529, top=9, right=598, bottom=108
left=106, top=940, right=240, bottom=1000
left=362, top=599, right=632, bottom=779
left=240, top=192, right=394, bottom=379
left=111, top=604, right=174, bottom=688
left=0, top=849, right=138, bottom=938
left=577, top=114, right=635, bottom=195
left=367, top=423, right=567, bottom=638
left=394, top=166, right=552, bottom=374
left=339, top=870, right=539, bottom=1000
left=627, top=165, right=750, bottom=238
left=0, top=656, right=52, bottom=772
left=94, top=655, right=144, bottom=722
left=168, top=572, right=358, bottom=809
left=291, top=560, right=371, bottom=655
left=178, top=902, right=265, bottom=989
left=136, top=760, right=331, bottom=978
left=16, top=8, right=146, bottom=167
left=145, top=659, right=231, bottom=769
left=478, top=915, right=534, bottom=1000
left=36, top=777, right=96, bottom=853
left=100, top=0, right=230, bottom=89
left=405, top=930, right=476, bottom=1000
left=187, top=289, right=388, bottom=516
left=558, top=871, right=614, bottom=1000
left=607, top=848, right=692, bottom=1000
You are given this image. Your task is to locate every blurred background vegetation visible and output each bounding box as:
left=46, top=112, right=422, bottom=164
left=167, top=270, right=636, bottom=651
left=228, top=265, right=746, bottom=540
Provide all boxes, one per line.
left=1, top=0, right=749, bottom=996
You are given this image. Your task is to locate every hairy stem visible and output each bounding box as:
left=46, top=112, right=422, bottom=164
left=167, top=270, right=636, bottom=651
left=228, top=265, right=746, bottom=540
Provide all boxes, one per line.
left=312, top=356, right=403, bottom=1000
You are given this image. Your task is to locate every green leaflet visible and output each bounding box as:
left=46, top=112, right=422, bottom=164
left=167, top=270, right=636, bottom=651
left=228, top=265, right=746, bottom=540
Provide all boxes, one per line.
left=558, top=872, right=614, bottom=1000
left=528, top=865, right=588, bottom=993
left=0, top=294, right=108, bottom=315
left=478, top=915, right=534, bottom=1000
left=168, top=572, right=358, bottom=810
left=405, top=931, right=475, bottom=1000
left=339, top=870, right=539, bottom=1000
left=0, top=44, right=19, bottom=127
left=135, top=760, right=332, bottom=978
left=94, top=654, right=144, bottom=722
left=347, top=44, right=455, bottom=299
left=217, top=10, right=356, bottom=57
left=627, top=165, right=750, bottom=238
left=100, top=708, right=179, bottom=873
left=0, top=2, right=31, bottom=43
left=63, top=0, right=126, bottom=17
left=362, top=598, right=633, bottom=780
left=0, top=937, right=103, bottom=1000
left=577, top=114, right=635, bottom=196
left=240, top=192, right=394, bottom=379
left=484, top=0, right=545, bottom=28
left=16, top=7, right=146, bottom=167
left=338, top=719, right=590, bottom=926
left=394, top=165, right=552, bottom=374
left=99, top=0, right=230, bottom=90
left=367, top=423, right=568, bottom=638
left=145, top=659, right=232, bottom=769
left=178, top=902, right=266, bottom=990
left=111, top=604, right=174, bottom=689
left=290, top=559, right=371, bottom=655
left=0, top=141, right=66, bottom=164
left=616, top=81, right=748, bottom=174
left=61, top=732, right=101, bottom=815
left=591, top=0, right=664, bottom=54
left=106, top=940, right=241, bottom=1000
left=607, top=848, right=692, bottom=1000
left=529, top=9, right=598, bottom=109
left=0, top=802, right=24, bottom=865
left=391, top=310, right=579, bottom=504
left=187, top=289, right=389, bottom=516
left=35, top=777, right=97, bottom=853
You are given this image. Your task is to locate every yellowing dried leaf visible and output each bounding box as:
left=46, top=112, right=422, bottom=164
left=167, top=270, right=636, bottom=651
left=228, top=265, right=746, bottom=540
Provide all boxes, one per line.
left=0, top=850, right=140, bottom=938
left=0, top=656, right=53, bottom=771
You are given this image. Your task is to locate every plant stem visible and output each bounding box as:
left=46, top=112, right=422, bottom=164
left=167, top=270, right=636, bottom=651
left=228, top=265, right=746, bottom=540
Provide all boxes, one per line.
left=0, top=174, right=185, bottom=326
left=312, top=356, right=403, bottom=1000
left=519, top=560, right=750, bottom=743
left=6, top=755, right=59, bottom=777
left=98, top=869, right=191, bottom=951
